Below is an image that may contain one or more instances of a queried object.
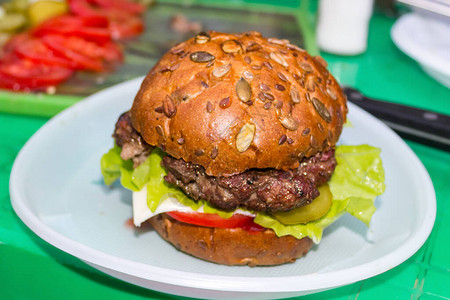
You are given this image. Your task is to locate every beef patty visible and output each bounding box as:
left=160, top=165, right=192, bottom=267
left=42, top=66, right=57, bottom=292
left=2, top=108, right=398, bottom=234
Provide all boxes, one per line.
left=162, top=149, right=336, bottom=212
left=114, top=112, right=153, bottom=167
left=114, top=111, right=337, bottom=212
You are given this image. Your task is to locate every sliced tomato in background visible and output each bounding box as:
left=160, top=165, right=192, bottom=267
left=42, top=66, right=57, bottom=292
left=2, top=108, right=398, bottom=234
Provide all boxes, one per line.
left=0, top=0, right=144, bottom=92
left=14, top=36, right=78, bottom=69
left=1, top=34, right=29, bottom=59
left=90, top=0, right=145, bottom=15
left=69, top=0, right=145, bottom=16
left=68, top=0, right=144, bottom=40
left=35, top=15, right=110, bottom=30
left=99, top=41, right=123, bottom=62
left=42, top=35, right=123, bottom=71
left=77, top=14, right=110, bottom=27
left=107, top=11, right=144, bottom=40
left=166, top=212, right=265, bottom=233
left=42, top=35, right=103, bottom=71
left=0, top=58, right=73, bottom=91
left=32, top=15, right=111, bottom=43
left=68, top=0, right=104, bottom=17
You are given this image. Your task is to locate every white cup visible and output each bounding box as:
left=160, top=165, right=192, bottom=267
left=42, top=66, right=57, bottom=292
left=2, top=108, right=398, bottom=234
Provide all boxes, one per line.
left=317, top=0, right=374, bottom=55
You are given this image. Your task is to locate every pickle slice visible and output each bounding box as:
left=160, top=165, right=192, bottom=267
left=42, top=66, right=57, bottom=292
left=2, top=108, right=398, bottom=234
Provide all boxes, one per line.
left=271, top=184, right=333, bottom=224
left=0, top=13, right=26, bottom=32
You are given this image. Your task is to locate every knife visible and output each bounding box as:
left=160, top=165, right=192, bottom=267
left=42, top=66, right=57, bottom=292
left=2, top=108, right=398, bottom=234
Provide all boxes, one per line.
left=343, top=87, right=450, bottom=152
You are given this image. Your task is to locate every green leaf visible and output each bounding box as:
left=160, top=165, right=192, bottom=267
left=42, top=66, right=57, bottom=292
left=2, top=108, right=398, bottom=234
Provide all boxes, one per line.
left=345, top=197, right=376, bottom=226
left=144, top=148, right=171, bottom=211
left=254, top=213, right=322, bottom=242
left=100, top=144, right=386, bottom=243
left=254, top=198, right=350, bottom=243
left=251, top=144, right=385, bottom=242
left=141, top=148, right=233, bottom=216
left=100, top=145, right=131, bottom=186
left=329, top=144, right=385, bottom=226
left=100, top=144, right=153, bottom=192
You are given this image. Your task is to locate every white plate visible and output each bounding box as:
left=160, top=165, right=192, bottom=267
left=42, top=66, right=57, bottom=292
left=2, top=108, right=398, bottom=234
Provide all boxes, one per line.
left=391, top=12, right=450, bottom=88
left=10, top=78, right=436, bottom=299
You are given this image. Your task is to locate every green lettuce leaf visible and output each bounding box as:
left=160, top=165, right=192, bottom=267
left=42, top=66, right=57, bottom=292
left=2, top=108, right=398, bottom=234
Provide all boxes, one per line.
left=143, top=150, right=232, bottom=216
left=101, top=144, right=385, bottom=243
left=254, top=144, right=385, bottom=241
left=100, top=145, right=125, bottom=186
left=330, top=145, right=385, bottom=226
left=100, top=145, right=152, bottom=192
left=102, top=147, right=235, bottom=218
left=254, top=197, right=350, bottom=243
left=144, top=148, right=172, bottom=211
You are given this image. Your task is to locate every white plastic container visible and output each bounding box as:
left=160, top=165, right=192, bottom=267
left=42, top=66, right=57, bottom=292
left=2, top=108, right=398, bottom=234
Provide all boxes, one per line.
left=317, top=0, right=374, bottom=55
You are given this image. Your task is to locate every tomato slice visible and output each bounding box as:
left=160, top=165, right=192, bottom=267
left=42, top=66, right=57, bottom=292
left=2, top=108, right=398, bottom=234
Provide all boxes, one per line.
left=108, top=12, right=144, bottom=40
left=76, top=14, right=110, bottom=27
left=68, top=0, right=103, bottom=17
left=1, top=34, right=29, bottom=59
left=91, top=41, right=123, bottom=63
left=32, top=15, right=111, bottom=43
left=42, top=35, right=103, bottom=71
left=90, top=0, right=145, bottom=15
left=68, top=0, right=144, bottom=40
left=69, top=0, right=144, bottom=16
left=14, top=36, right=78, bottom=69
left=42, top=35, right=122, bottom=71
left=0, top=58, right=73, bottom=91
left=166, top=212, right=265, bottom=233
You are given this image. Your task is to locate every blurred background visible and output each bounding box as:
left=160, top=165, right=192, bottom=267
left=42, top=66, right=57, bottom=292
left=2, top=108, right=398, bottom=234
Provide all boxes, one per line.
left=0, top=0, right=449, bottom=299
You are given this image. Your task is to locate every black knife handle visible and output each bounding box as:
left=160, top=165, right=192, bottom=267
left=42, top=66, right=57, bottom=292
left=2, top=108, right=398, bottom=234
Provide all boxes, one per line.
left=343, top=87, right=450, bottom=152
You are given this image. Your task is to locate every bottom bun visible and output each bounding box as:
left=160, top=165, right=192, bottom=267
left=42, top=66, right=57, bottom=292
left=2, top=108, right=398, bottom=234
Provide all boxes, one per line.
left=149, top=214, right=313, bottom=266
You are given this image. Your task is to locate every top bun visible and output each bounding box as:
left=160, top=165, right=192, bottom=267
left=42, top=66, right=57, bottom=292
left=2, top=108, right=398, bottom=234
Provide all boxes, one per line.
left=131, top=31, right=347, bottom=176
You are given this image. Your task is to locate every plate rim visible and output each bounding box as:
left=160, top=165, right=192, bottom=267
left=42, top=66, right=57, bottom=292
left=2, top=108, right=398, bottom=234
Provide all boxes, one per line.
left=9, top=78, right=437, bottom=293
left=391, top=13, right=450, bottom=77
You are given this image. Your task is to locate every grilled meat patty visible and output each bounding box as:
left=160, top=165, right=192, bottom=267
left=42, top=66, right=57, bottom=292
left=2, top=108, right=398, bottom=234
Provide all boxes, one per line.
left=114, top=111, right=337, bottom=212
left=162, top=149, right=336, bottom=212
left=114, top=112, right=153, bottom=167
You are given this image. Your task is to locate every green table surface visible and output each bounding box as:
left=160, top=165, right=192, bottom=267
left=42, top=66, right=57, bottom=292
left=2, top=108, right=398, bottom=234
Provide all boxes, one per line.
left=1, top=1, right=450, bottom=299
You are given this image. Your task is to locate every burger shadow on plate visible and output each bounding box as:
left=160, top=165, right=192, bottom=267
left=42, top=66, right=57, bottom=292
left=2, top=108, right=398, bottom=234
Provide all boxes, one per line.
left=98, top=180, right=156, bottom=236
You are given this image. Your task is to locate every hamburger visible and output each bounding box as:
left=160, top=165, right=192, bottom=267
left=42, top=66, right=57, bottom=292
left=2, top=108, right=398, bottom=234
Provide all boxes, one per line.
left=101, top=31, right=385, bottom=266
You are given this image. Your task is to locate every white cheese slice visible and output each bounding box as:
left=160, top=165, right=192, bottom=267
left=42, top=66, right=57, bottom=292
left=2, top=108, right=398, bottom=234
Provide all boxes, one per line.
left=132, top=186, right=151, bottom=227
left=132, top=185, right=254, bottom=227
